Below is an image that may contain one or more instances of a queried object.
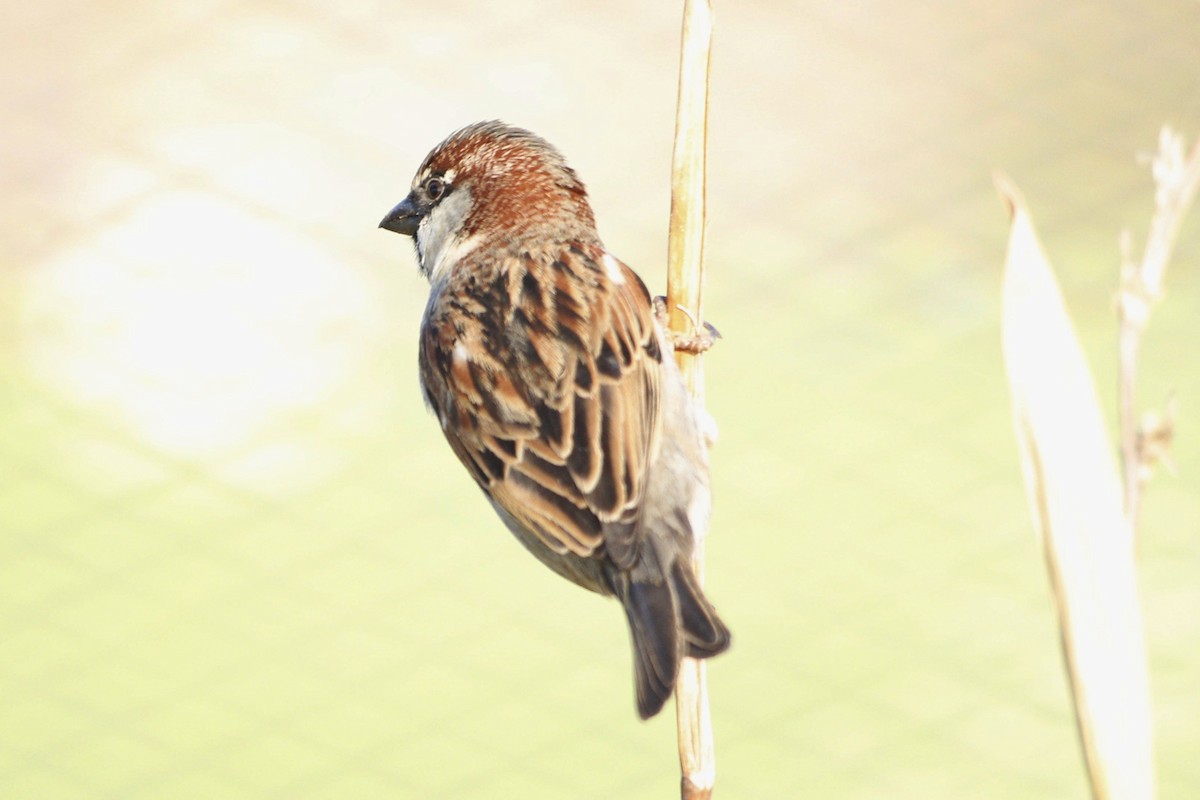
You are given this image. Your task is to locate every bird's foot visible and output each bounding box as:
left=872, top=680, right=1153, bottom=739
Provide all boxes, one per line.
left=653, top=296, right=722, bottom=355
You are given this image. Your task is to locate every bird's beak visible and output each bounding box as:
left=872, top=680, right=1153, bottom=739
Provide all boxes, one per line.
left=379, top=194, right=422, bottom=236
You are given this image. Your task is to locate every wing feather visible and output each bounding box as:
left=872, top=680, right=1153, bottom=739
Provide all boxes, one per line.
left=420, top=241, right=662, bottom=566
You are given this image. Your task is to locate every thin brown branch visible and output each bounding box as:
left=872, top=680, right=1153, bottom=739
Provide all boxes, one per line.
left=667, top=0, right=715, bottom=798
left=1117, top=128, right=1200, bottom=532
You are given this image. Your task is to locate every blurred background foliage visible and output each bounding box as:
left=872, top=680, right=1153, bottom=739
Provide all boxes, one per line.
left=3, top=0, right=1200, bottom=797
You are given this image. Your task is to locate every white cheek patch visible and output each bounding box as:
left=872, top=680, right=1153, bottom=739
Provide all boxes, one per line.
left=418, top=188, right=476, bottom=284
left=602, top=253, right=625, bottom=285
left=415, top=217, right=429, bottom=264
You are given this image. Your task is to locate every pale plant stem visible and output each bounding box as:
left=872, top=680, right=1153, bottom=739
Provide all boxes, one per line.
left=1117, top=128, right=1200, bottom=534
left=666, top=0, right=715, bottom=798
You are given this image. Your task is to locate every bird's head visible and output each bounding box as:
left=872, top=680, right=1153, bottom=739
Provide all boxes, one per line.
left=379, top=121, right=598, bottom=282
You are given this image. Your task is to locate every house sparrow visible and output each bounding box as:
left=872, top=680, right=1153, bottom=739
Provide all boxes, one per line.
left=379, top=121, right=730, bottom=719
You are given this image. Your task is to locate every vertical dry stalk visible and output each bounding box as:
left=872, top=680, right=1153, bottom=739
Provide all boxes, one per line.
left=1117, top=128, right=1200, bottom=530
left=667, top=0, right=715, bottom=798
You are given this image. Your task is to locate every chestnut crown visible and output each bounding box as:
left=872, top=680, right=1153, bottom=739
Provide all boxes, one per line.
left=379, top=121, right=599, bottom=255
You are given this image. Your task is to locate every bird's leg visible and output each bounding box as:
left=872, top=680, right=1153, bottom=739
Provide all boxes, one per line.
left=653, top=296, right=722, bottom=355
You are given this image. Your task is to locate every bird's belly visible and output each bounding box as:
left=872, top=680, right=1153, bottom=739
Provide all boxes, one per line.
left=491, top=501, right=612, bottom=595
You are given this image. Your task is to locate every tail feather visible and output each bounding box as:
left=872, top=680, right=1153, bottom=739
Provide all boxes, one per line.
left=615, top=558, right=731, bottom=720
left=621, top=578, right=679, bottom=719
left=671, top=559, right=732, bottom=658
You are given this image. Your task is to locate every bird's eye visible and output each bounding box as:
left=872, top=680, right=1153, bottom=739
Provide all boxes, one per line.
left=426, top=178, right=445, bottom=200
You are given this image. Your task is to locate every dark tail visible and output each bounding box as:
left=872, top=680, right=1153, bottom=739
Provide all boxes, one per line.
left=614, top=559, right=731, bottom=719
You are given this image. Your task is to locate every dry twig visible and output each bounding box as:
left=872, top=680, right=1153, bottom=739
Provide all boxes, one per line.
left=667, top=0, right=716, bottom=797
left=1117, top=128, right=1200, bottom=529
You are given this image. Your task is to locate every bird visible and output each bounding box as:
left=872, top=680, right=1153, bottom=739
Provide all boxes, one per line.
left=379, top=121, right=730, bottom=719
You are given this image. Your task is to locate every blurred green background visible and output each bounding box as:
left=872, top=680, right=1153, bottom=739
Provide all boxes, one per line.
left=4, top=1, right=1200, bottom=797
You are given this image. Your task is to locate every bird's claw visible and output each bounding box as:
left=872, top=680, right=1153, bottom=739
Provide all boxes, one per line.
left=653, top=296, right=722, bottom=355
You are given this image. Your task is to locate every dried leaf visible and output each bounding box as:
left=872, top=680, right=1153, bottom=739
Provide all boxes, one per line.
left=997, top=174, right=1155, bottom=800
